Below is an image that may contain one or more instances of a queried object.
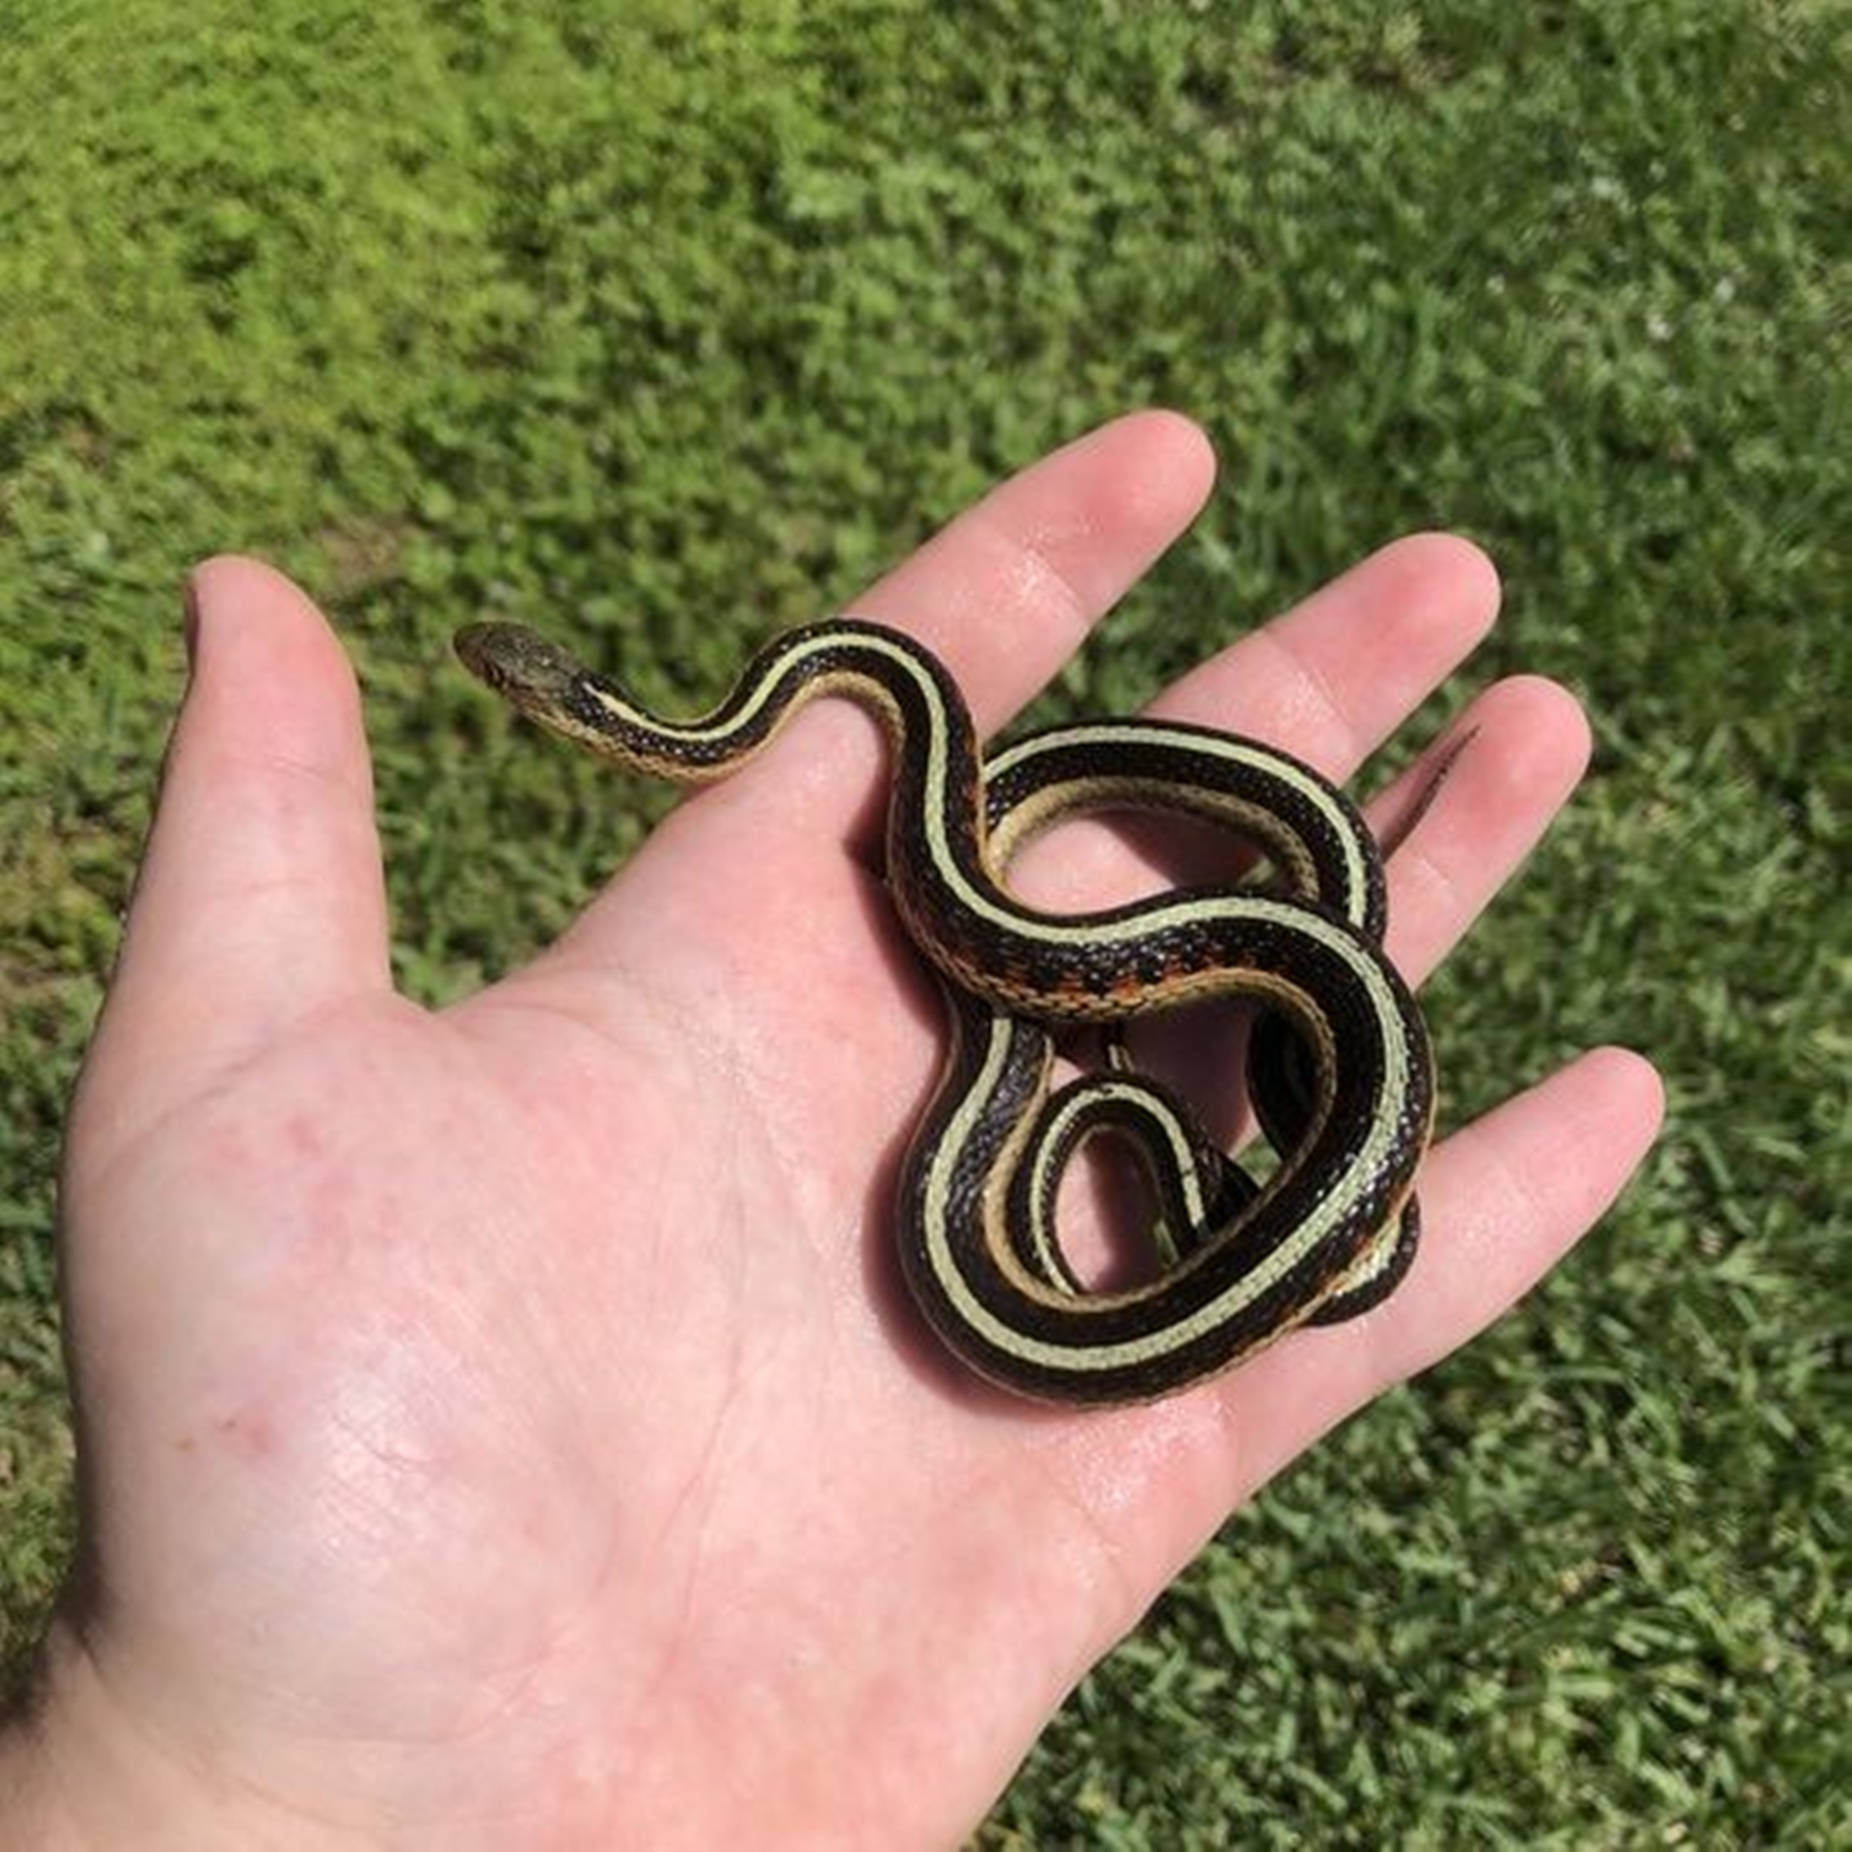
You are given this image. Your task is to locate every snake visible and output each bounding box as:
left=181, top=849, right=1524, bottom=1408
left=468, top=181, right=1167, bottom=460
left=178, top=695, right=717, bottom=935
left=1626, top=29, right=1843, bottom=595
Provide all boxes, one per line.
left=454, top=616, right=1435, bottom=1405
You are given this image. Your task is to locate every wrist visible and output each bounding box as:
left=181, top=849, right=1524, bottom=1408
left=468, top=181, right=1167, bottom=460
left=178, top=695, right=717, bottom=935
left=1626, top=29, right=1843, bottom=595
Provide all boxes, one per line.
left=1, top=1623, right=370, bottom=1852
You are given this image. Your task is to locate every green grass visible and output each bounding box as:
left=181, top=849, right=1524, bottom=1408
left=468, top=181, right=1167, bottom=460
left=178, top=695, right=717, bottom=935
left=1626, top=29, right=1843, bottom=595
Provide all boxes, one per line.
left=2, top=0, right=1847, bottom=1842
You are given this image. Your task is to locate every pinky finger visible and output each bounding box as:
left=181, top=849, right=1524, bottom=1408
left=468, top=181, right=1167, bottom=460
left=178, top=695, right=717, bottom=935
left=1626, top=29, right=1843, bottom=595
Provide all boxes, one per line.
left=1374, top=1045, right=1666, bottom=1382
left=1221, top=1045, right=1665, bottom=1490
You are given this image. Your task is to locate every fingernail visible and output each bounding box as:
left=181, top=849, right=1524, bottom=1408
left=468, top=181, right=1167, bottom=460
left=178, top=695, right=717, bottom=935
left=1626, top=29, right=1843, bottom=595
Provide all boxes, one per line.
left=182, top=572, right=203, bottom=669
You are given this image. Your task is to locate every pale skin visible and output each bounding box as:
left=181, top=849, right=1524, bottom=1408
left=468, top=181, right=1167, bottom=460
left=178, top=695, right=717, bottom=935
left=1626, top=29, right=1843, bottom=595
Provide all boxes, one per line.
left=0, top=413, right=1663, bottom=1848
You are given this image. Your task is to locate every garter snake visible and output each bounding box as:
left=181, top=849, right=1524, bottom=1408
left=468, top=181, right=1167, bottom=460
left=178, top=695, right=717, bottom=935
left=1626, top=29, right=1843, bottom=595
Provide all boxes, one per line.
left=454, top=617, right=1435, bottom=1404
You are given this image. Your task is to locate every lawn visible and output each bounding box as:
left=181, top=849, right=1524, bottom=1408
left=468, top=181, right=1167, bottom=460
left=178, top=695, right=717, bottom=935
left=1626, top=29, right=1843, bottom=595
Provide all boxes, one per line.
left=1, top=1, right=1846, bottom=1843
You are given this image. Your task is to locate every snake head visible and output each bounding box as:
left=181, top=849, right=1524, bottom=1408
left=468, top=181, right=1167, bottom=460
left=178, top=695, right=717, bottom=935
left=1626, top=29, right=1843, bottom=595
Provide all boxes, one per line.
left=453, top=622, right=589, bottom=717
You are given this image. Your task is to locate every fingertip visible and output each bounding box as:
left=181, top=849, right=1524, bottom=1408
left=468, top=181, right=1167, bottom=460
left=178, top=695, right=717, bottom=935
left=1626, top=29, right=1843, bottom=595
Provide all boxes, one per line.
left=188, top=553, right=317, bottom=624
left=1493, top=669, right=1590, bottom=730
left=95, top=560, right=391, bottom=1115
left=1461, top=674, right=1594, bottom=790
left=1575, top=1044, right=1668, bottom=1138
left=998, top=409, right=1220, bottom=620
left=190, top=551, right=318, bottom=596
left=1120, top=408, right=1219, bottom=502
left=1159, top=527, right=1504, bottom=768
left=174, top=563, right=383, bottom=840
left=1392, top=531, right=1503, bottom=632
left=186, top=555, right=362, bottom=711
left=769, top=411, right=1228, bottom=809
left=1353, top=532, right=1504, bottom=668
left=1376, top=671, right=1598, bottom=983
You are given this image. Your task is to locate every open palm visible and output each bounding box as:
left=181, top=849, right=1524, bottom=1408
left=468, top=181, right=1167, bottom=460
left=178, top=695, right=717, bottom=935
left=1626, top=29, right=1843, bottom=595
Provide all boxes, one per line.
left=28, top=414, right=1661, bottom=1848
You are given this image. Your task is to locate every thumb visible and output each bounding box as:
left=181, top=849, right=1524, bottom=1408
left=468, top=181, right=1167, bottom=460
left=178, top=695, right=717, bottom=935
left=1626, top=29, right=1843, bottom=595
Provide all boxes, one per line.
left=74, top=557, right=392, bottom=1158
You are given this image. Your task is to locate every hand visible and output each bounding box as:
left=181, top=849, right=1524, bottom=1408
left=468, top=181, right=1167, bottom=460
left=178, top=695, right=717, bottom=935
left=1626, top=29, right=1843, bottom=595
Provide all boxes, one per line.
left=3, top=413, right=1662, bottom=1848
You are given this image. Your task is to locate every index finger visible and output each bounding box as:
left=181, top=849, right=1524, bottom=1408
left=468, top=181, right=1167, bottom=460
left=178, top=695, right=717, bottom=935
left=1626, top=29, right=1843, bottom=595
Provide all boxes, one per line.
left=556, top=410, right=1219, bottom=932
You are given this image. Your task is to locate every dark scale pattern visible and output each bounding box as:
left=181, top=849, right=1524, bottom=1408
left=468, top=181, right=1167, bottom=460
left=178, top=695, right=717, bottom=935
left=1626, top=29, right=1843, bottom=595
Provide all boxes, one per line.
left=459, top=616, right=1433, bottom=1403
